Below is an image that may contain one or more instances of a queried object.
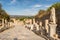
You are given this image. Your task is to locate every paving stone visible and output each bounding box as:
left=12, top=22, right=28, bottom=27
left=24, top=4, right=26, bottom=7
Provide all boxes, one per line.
left=0, top=23, right=45, bottom=40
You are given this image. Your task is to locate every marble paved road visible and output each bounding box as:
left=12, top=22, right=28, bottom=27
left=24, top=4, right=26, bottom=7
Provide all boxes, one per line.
left=0, top=24, right=45, bottom=40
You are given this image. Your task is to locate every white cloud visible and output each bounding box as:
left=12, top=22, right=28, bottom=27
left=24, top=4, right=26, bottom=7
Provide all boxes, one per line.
left=44, top=5, right=51, bottom=8
left=46, top=0, right=50, bottom=1
left=8, top=0, right=17, bottom=5
left=32, top=4, right=51, bottom=8
left=32, top=4, right=42, bottom=8
left=11, top=0, right=16, bottom=4
left=19, top=8, right=39, bottom=16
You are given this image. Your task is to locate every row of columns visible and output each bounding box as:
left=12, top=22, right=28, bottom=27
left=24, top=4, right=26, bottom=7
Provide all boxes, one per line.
left=0, top=19, right=11, bottom=30
left=25, top=7, right=58, bottom=39
left=25, top=18, right=57, bottom=39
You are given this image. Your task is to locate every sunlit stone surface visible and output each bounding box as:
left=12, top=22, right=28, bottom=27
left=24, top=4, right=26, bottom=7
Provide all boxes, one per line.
left=0, top=23, right=45, bottom=40
left=39, top=22, right=42, bottom=27
left=45, top=19, right=49, bottom=33
left=30, top=24, right=34, bottom=30
left=33, top=18, right=35, bottom=24
left=49, top=7, right=57, bottom=38
left=50, top=7, right=56, bottom=24
left=49, top=23, right=57, bottom=38
left=35, top=23, right=39, bottom=31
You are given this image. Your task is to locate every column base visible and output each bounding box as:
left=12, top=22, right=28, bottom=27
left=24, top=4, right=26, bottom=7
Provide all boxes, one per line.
left=48, top=23, right=57, bottom=38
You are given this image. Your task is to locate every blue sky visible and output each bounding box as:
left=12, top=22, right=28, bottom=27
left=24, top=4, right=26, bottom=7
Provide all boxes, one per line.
left=0, top=0, right=60, bottom=16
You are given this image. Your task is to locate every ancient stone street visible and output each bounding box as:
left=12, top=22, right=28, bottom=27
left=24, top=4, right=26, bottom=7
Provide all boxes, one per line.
left=0, top=23, right=45, bottom=40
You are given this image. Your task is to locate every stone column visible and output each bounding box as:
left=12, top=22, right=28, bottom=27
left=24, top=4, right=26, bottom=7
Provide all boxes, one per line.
left=30, top=19, right=32, bottom=24
left=39, top=22, right=43, bottom=35
left=5, top=20, right=8, bottom=27
left=5, top=20, right=7, bottom=23
left=8, top=22, right=10, bottom=27
left=29, top=19, right=34, bottom=30
left=24, top=19, right=26, bottom=25
left=50, top=7, right=56, bottom=24
left=39, top=22, right=43, bottom=31
left=31, top=19, right=35, bottom=31
left=35, top=23, right=39, bottom=31
left=33, top=18, right=35, bottom=24
left=13, top=19, right=16, bottom=24
left=30, top=24, right=34, bottom=30
left=45, top=19, right=49, bottom=33
left=49, top=7, right=57, bottom=38
left=32, top=19, right=39, bottom=31
left=39, top=21, right=42, bottom=26
left=2, top=19, right=4, bottom=28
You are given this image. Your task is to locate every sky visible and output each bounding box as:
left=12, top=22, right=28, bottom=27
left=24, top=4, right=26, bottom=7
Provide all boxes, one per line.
left=0, top=0, right=60, bottom=16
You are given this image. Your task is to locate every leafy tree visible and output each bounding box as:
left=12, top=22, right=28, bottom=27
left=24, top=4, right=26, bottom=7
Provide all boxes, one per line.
left=0, top=3, right=10, bottom=22
left=47, top=2, right=60, bottom=12
left=35, top=10, right=46, bottom=18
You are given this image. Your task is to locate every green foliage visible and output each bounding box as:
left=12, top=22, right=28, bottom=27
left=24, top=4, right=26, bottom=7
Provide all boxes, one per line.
left=20, top=18, right=24, bottom=21
left=36, top=2, right=60, bottom=18
left=47, top=2, right=60, bottom=11
left=35, top=10, right=46, bottom=18
left=15, top=16, right=34, bottom=21
left=10, top=20, right=14, bottom=23
left=38, top=10, right=46, bottom=15
left=0, top=3, right=10, bottom=21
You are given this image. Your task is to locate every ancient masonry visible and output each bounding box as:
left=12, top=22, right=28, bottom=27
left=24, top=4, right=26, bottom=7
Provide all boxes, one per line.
left=24, top=7, right=59, bottom=40
left=0, top=7, right=59, bottom=40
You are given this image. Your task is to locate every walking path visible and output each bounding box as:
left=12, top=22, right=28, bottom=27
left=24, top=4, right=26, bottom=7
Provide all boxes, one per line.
left=0, top=23, right=45, bottom=40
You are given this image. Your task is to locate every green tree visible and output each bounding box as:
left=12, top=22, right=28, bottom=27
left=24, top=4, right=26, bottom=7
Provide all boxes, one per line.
left=35, top=10, right=46, bottom=18
left=47, top=2, right=60, bottom=12
left=0, top=3, right=10, bottom=21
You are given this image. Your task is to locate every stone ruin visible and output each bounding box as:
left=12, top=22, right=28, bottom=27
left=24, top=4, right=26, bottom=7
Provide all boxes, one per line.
left=24, top=7, right=59, bottom=40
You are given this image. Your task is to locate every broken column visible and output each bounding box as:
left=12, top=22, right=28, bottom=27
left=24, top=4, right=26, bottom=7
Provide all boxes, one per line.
left=35, top=23, right=39, bottom=31
left=49, top=7, right=57, bottom=38
left=30, top=18, right=35, bottom=30
left=30, top=19, right=34, bottom=30
left=30, top=19, right=32, bottom=24
left=39, top=21, right=42, bottom=31
left=45, top=19, right=49, bottom=33
left=33, top=18, right=35, bottom=24
left=5, top=20, right=8, bottom=27
left=39, top=21, right=42, bottom=27
left=30, top=24, right=34, bottom=30
left=2, top=19, right=4, bottom=28
left=39, top=21, right=44, bottom=35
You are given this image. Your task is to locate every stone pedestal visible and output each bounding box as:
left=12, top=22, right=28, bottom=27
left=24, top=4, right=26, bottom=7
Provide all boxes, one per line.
left=49, top=23, right=57, bottom=38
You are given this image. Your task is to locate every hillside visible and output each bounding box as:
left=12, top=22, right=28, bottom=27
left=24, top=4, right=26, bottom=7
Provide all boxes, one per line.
left=35, top=2, right=60, bottom=26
